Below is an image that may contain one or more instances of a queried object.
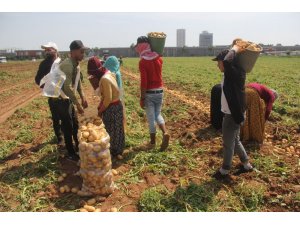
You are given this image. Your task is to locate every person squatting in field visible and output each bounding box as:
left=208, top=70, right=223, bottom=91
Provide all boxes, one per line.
left=240, top=83, right=278, bottom=143
left=35, top=42, right=63, bottom=146
left=212, top=45, right=254, bottom=181
left=210, top=83, right=278, bottom=144
left=135, top=36, right=170, bottom=151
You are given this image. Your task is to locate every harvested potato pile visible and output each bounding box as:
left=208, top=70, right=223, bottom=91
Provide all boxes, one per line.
left=235, top=40, right=261, bottom=52
left=148, top=32, right=167, bottom=38
left=77, top=117, right=114, bottom=196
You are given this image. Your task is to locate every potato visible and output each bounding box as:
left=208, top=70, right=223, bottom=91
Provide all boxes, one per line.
left=87, top=123, right=94, bottom=128
left=62, top=173, right=67, bottom=178
left=123, top=149, right=130, bottom=155
left=246, top=43, right=261, bottom=51
left=103, top=164, right=111, bottom=172
left=117, top=155, right=123, bottom=160
left=96, top=134, right=102, bottom=140
left=59, top=187, right=65, bottom=193
left=82, top=131, right=90, bottom=138
left=111, top=169, right=118, bottom=176
left=99, top=151, right=110, bottom=160
left=57, top=176, right=64, bottom=182
left=83, top=205, right=96, bottom=212
left=86, top=144, right=94, bottom=152
left=71, top=187, right=79, bottom=193
left=93, top=145, right=101, bottom=152
left=90, top=130, right=98, bottom=139
left=110, top=207, right=118, bottom=212
left=148, top=32, right=166, bottom=38
left=88, top=135, right=96, bottom=142
left=88, top=171, right=95, bottom=177
left=80, top=208, right=88, bottom=212
left=64, top=185, right=70, bottom=193
left=81, top=125, right=87, bottom=131
left=87, top=198, right=96, bottom=205
left=89, top=156, right=97, bottom=163
left=94, top=208, right=101, bottom=212
left=78, top=143, right=86, bottom=151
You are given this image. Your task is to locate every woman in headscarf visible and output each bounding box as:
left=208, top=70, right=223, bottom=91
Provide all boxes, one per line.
left=241, top=83, right=278, bottom=143
left=135, top=36, right=170, bottom=151
left=103, top=56, right=127, bottom=130
left=103, top=56, right=124, bottom=99
left=87, top=56, right=125, bottom=157
left=87, top=56, right=107, bottom=92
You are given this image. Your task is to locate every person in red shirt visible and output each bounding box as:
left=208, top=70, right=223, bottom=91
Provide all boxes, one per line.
left=135, top=36, right=170, bottom=151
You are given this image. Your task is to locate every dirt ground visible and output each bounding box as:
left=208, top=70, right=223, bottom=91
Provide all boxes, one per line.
left=0, top=64, right=299, bottom=212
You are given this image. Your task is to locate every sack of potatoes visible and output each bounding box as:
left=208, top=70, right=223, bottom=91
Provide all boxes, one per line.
left=77, top=117, right=115, bottom=196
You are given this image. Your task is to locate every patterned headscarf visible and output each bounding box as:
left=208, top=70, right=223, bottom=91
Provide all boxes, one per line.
left=135, top=42, right=159, bottom=60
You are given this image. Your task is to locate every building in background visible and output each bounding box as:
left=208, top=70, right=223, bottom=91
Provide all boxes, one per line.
left=177, top=29, right=186, bottom=48
left=15, top=50, right=43, bottom=59
left=199, top=31, right=213, bottom=47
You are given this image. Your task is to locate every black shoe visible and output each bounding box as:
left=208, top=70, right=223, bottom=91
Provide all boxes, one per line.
left=57, top=141, right=64, bottom=147
left=65, top=154, right=80, bottom=162
left=233, top=165, right=254, bottom=176
left=212, top=170, right=233, bottom=182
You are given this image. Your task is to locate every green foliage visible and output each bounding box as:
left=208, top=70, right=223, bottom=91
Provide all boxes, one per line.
left=234, top=181, right=267, bottom=211
left=124, top=56, right=300, bottom=123
left=139, top=182, right=221, bottom=212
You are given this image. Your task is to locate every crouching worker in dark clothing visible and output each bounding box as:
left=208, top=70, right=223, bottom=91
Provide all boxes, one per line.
left=212, top=46, right=253, bottom=181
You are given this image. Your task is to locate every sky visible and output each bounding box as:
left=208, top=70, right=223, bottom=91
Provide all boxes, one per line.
left=0, top=12, right=299, bottom=51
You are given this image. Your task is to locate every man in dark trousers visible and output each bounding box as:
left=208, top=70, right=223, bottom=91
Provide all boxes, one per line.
left=57, top=40, right=88, bottom=161
left=212, top=45, right=253, bottom=181
left=35, top=42, right=63, bottom=145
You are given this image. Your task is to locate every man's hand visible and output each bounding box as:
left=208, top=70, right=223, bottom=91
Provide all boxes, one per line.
left=232, top=43, right=246, bottom=53
left=81, top=97, right=88, bottom=109
left=76, top=103, right=84, bottom=114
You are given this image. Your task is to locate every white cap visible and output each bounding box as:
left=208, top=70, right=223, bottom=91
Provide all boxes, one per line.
left=41, top=42, right=58, bottom=51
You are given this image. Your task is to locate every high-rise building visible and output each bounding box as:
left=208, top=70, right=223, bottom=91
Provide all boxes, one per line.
left=199, top=31, right=213, bottom=47
left=177, top=29, right=186, bottom=48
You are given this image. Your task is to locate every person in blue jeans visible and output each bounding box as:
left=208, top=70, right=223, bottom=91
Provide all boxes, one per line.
left=135, top=36, right=170, bottom=151
left=212, top=43, right=254, bottom=181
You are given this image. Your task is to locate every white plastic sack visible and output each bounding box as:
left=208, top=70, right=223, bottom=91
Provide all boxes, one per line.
left=39, top=58, right=67, bottom=98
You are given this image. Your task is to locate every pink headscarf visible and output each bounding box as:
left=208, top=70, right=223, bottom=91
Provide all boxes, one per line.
left=135, top=43, right=159, bottom=60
